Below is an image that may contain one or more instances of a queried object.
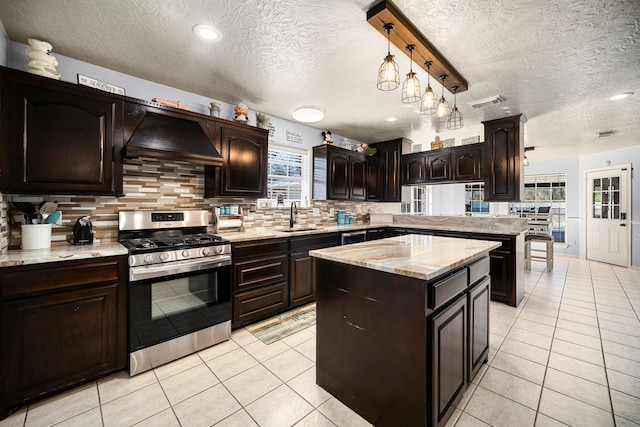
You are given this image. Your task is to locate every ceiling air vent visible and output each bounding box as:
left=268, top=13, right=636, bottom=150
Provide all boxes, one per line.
left=597, top=130, right=616, bottom=138
left=468, top=95, right=506, bottom=109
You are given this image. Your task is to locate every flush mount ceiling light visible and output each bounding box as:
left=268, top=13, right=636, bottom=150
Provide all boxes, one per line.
left=193, top=24, right=223, bottom=42
left=610, top=92, right=633, bottom=101
left=420, top=61, right=437, bottom=115
left=436, top=75, right=451, bottom=122
left=368, top=0, right=468, bottom=93
left=377, top=23, right=400, bottom=91
left=385, top=116, right=398, bottom=122
left=401, top=45, right=421, bottom=103
left=447, top=86, right=463, bottom=130
left=292, top=106, right=325, bottom=123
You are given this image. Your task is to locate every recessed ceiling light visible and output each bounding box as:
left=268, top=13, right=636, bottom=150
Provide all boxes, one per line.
left=610, top=92, right=633, bottom=101
left=292, top=106, right=325, bottom=123
left=193, top=24, right=223, bottom=42
left=386, top=116, right=398, bottom=122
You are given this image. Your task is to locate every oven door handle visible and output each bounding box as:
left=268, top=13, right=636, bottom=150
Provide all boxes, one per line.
left=129, top=256, right=231, bottom=282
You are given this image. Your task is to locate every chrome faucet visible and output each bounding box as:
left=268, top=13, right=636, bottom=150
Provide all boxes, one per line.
left=290, top=201, right=298, bottom=228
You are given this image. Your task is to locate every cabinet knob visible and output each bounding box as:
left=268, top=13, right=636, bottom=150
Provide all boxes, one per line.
left=74, top=306, right=80, bottom=312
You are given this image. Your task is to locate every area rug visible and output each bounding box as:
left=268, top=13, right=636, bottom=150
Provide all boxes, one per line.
left=247, top=303, right=316, bottom=344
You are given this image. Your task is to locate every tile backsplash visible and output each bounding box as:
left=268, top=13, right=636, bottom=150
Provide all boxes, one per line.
left=2, top=157, right=378, bottom=251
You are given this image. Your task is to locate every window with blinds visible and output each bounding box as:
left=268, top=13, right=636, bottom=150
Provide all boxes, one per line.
left=266, top=148, right=309, bottom=202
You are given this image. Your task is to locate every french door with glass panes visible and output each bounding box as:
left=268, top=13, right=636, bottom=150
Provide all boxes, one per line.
left=585, top=165, right=631, bottom=266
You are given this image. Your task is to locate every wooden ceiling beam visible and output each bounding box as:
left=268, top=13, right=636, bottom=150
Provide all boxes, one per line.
left=367, top=0, right=469, bottom=93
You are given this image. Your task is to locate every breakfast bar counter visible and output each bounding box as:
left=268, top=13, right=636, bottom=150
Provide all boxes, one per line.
left=310, top=235, right=501, bottom=427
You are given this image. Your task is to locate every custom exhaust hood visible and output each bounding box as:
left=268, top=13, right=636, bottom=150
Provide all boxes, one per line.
left=122, top=104, right=223, bottom=166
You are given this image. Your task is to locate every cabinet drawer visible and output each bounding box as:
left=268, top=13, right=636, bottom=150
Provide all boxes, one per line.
left=428, top=268, right=468, bottom=310
left=233, top=282, right=288, bottom=327
left=234, top=255, right=288, bottom=292
left=468, top=257, right=490, bottom=285
left=232, top=239, right=288, bottom=260
left=1, top=258, right=121, bottom=297
left=289, top=233, right=340, bottom=252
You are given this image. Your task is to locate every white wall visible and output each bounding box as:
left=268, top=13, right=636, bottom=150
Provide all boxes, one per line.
left=0, top=20, right=8, bottom=66
left=7, top=41, right=362, bottom=154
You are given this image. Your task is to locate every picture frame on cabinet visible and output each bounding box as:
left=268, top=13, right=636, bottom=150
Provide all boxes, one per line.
left=77, top=74, right=125, bottom=95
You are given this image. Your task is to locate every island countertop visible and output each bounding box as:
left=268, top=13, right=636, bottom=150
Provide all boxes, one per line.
left=309, top=234, right=501, bottom=281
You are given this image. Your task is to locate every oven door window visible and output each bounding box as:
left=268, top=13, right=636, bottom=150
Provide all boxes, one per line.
left=129, top=266, right=231, bottom=352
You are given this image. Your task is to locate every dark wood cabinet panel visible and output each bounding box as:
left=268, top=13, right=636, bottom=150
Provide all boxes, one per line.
left=468, top=277, right=490, bottom=381
left=367, top=138, right=409, bottom=202
left=233, top=282, right=288, bottom=327
left=313, top=145, right=367, bottom=200
left=328, top=150, right=350, bottom=199
left=0, top=256, right=127, bottom=418
left=401, top=152, right=427, bottom=184
left=0, top=67, right=123, bottom=195
left=483, top=115, right=524, bottom=201
left=429, top=293, right=467, bottom=427
left=427, top=151, right=452, bottom=181
left=205, top=123, right=268, bottom=198
left=289, top=233, right=339, bottom=308
left=454, top=145, right=483, bottom=181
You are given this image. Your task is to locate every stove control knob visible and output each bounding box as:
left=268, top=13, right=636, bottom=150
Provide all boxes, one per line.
left=214, top=245, right=224, bottom=255
left=159, top=252, right=170, bottom=261
left=182, top=250, right=190, bottom=258
left=202, top=247, right=213, bottom=256
left=143, top=254, right=154, bottom=264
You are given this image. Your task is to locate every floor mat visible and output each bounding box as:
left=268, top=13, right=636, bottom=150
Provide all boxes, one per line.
left=246, top=303, right=316, bottom=344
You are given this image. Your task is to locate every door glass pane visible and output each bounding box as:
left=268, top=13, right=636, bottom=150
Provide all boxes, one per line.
left=602, top=206, right=609, bottom=219
left=614, top=206, right=620, bottom=219
left=613, top=191, right=619, bottom=205
left=602, top=192, right=609, bottom=204
left=593, top=179, right=601, bottom=191
left=593, top=192, right=601, bottom=204
left=611, top=176, right=619, bottom=190
left=602, top=178, right=610, bottom=188
left=593, top=206, right=602, bottom=218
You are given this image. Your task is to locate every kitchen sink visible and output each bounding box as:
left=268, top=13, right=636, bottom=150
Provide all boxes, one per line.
left=277, top=227, right=323, bottom=233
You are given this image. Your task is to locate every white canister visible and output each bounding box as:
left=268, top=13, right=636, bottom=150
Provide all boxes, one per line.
left=21, top=224, right=52, bottom=250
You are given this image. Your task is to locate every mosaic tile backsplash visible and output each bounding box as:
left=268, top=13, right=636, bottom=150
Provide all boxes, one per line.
left=2, top=157, right=377, bottom=251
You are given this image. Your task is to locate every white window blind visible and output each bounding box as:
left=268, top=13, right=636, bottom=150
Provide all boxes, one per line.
left=266, top=147, right=309, bottom=202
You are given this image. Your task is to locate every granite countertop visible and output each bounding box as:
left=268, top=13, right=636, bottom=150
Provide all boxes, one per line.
left=0, top=242, right=128, bottom=268
left=309, top=234, right=501, bottom=281
left=219, top=224, right=370, bottom=242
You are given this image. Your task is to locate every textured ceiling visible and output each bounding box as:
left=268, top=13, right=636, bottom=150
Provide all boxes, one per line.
left=1, top=0, right=639, bottom=162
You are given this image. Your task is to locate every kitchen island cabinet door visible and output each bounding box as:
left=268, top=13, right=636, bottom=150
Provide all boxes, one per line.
left=468, top=277, right=490, bottom=381
left=0, top=68, right=123, bottom=195
left=429, top=293, right=467, bottom=427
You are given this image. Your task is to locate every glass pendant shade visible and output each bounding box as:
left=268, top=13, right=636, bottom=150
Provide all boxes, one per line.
left=402, top=72, right=421, bottom=103
left=436, top=75, right=450, bottom=122
left=377, top=24, right=400, bottom=91
left=377, top=54, right=400, bottom=90
left=401, top=45, right=421, bottom=103
left=420, top=61, right=437, bottom=114
left=446, top=86, right=464, bottom=130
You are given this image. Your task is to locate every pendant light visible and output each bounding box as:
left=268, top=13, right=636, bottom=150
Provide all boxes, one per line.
left=447, top=86, right=464, bottom=130
left=436, top=75, right=451, bottom=122
left=420, top=61, right=437, bottom=114
left=377, top=23, right=400, bottom=91
left=401, top=45, right=421, bottom=103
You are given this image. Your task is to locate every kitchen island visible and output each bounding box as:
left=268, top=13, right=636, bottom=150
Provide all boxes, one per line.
left=310, top=235, right=501, bottom=427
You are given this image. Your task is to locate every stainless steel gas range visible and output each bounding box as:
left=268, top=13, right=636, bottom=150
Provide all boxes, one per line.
left=118, top=210, right=231, bottom=376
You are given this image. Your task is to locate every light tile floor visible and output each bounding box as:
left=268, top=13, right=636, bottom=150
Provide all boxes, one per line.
left=2, top=255, right=639, bottom=426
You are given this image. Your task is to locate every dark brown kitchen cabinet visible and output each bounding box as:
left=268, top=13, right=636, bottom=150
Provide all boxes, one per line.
left=0, top=256, right=127, bottom=418
left=367, top=138, right=410, bottom=202
left=401, top=152, right=427, bottom=184
left=426, top=151, right=452, bottom=182
left=453, top=144, right=484, bottom=182
left=232, top=238, right=289, bottom=328
left=0, top=67, right=123, bottom=195
left=429, top=293, right=467, bottom=427
left=205, top=123, right=268, bottom=198
left=468, top=276, right=490, bottom=381
left=289, top=233, right=339, bottom=308
left=312, top=144, right=367, bottom=200
left=483, top=115, right=524, bottom=201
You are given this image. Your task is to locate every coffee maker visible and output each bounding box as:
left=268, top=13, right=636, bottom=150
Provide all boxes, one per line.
left=72, top=216, right=94, bottom=245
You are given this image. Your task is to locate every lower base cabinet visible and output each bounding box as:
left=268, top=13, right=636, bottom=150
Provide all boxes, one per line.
left=289, top=233, right=339, bottom=308
left=468, top=276, right=490, bottom=381
left=0, top=256, right=127, bottom=419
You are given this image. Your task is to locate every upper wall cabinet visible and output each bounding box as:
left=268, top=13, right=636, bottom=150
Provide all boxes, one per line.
left=0, top=67, right=124, bottom=195
left=367, top=138, right=411, bottom=202
left=483, top=115, right=524, bottom=202
left=312, top=144, right=367, bottom=201
left=401, top=143, right=484, bottom=186
left=204, top=123, right=269, bottom=198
